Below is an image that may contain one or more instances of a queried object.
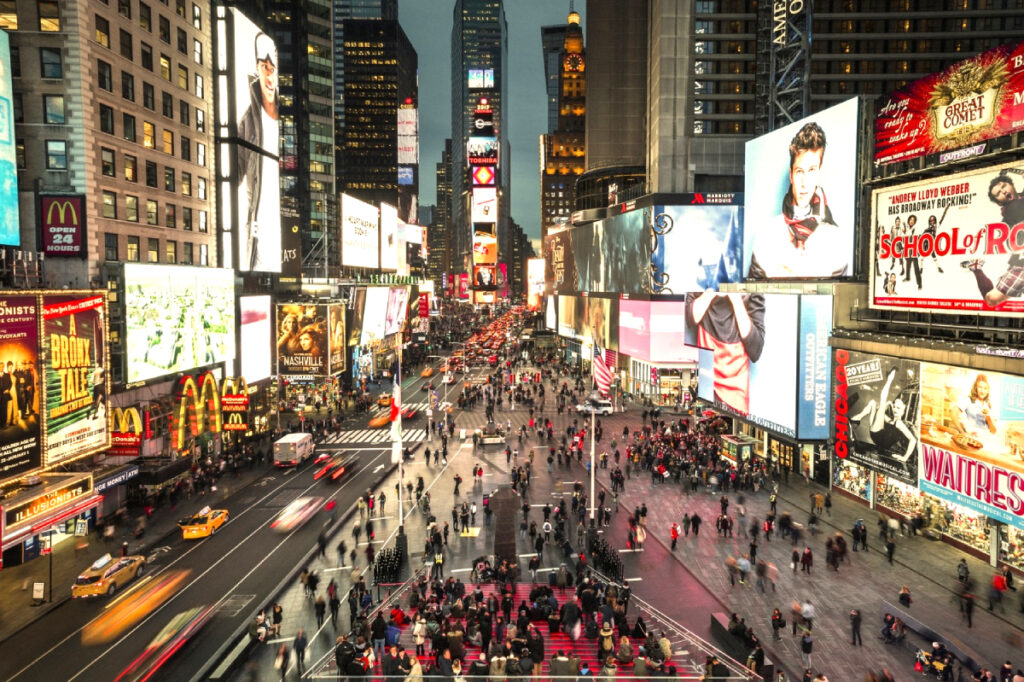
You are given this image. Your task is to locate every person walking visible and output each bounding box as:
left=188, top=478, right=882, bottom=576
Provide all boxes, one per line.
left=886, top=536, right=896, bottom=565
left=275, top=643, right=290, bottom=681
left=849, top=609, right=862, bottom=646
left=691, top=513, right=702, bottom=537
left=293, top=629, right=308, bottom=675
left=801, top=546, right=813, bottom=574
left=329, top=591, right=340, bottom=628
left=771, top=608, right=785, bottom=640
left=670, top=522, right=680, bottom=550
left=958, top=558, right=970, bottom=584
left=799, top=631, right=813, bottom=669
left=315, top=595, right=326, bottom=627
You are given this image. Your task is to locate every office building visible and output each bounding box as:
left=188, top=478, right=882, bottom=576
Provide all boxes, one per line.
left=540, top=24, right=566, bottom=134
left=427, top=139, right=452, bottom=288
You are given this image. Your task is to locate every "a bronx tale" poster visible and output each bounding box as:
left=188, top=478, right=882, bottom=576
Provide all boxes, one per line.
left=0, top=295, right=40, bottom=477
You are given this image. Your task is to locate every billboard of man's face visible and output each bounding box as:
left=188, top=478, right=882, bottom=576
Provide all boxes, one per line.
left=790, top=147, right=823, bottom=211
left=255, top=34, right=278, bottom=112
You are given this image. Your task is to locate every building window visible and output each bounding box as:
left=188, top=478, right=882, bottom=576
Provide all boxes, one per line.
left=196, top=142, right=205, bottom=166
left=139, top=2, right=150, bottom=30
left=177, top=64, right=188, bottom=90
left=97, top=60, right=112, bottom=90
left=0, top=1, right=17, bottom=30
left=101, top=147, right=115, bottom=176
left=16, top=140, right=25, bottom=168
left=183, top=242, right=193, bottom=263
left=198, top=210, right=207, bottom=233
left=159, top=54, right=170, bottom=81
left=194, top=73, right=203, bottom=98
left=176, top=27, right=186, bottom=54
left=163, top=166, right=174, bottom=191
left=192, top=38, right=202, bottom=65
left=145, top=160, right=157, bottom=187
left=143, top=82, right=154, bottom=109
left=143, top=121, right=155, bottom=148
left=95, top=15, right=110, bottom=47
left=141, top=43, right=153, bottom=70
left=105, top=233, right=119, bottom=260
left=118, top=0, right=131, bottom=18
left=121, top=72, right=135, bottom=100
left=182, top=206, right=192, bottom=229
left=12, top=93, right=20, bottom=122
left=102, top=191, right=117, bottom=218
left=180, top=136, right=190, bottom=161
left=119, top=29, right=133, bottom=59
left=199, top=243, right=208, bottom=265
left=165, top=240, right=177, bottom=263
left=197, top=176, right=206, bottom=199
left=195, top=108, right=204, bottom=132
left=162, top=91, right=173, bottom=118
left=145, top=200, right=157, bottom=225
left=124, top=154, right=137, bottom=182
left=123, top=113, right=136, bottom=141
left=39, top=0, right=59, bottom=31
left=43, top=94, right=64, bottom=124
left=191, top=2, right=200, bottom=28
left=45, top=140, right=67, bottom=169
left=147, top=237, right=159, bottom=262
left=179, top=101, right=189, bottom=125
left=158, top=15, right=169, bottom=43
left=40, top=48, right=62, bottom=78
left=126, top=236, right=140, bottom=261
left=162, top=129, right=173, bottom=155
left=9, top=45, right=17, bottom=77
left=175, top=0, right=185, bottom=16
left=99, top=105, right=115, bottom=134
left=181, top=171, right=191, bottom=196
left=165, top=204, right=175, bottom=228
left=126, top=195, right=139, bottom=221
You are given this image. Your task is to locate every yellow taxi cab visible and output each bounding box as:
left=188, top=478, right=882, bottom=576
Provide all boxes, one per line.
left=377, top=393, right=392, bottom=407
left=178, top=506, right=229, bottom=540
left=369, top=414, right=390, bottom=428
left=71, top=552, right=146, bottom=598
left=420, top=367, right=434, bottom=378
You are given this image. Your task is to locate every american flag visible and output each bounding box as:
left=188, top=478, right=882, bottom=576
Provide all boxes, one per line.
left=592, top=345, right=613, bottom=397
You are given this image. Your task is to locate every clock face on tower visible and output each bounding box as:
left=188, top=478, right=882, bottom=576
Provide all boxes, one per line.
left=564, top=52, right=584, bottom=72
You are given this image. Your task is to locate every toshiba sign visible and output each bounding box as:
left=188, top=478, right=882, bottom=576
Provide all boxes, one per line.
left=40, top=195, right=86, bottom=257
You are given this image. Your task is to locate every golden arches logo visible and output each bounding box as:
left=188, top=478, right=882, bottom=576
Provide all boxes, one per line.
left=220, top=376, right=249, bottom=397
left=112, top=407, right=143, bottom=434
left=46, top=199, right=79, bottom=226
left=174, top=372, right=222, bottom=449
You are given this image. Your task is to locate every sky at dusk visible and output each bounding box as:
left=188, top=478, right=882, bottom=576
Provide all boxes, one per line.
left=399, top=0, right=584, bottom=243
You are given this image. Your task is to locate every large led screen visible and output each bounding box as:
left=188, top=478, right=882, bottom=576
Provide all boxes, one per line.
left=649, top=203, right=743, bottom=294
left=574, top=211, right=652, bottom=295
left=380, top=203, right=399, bottom=271
left=556, top=295, right=618, bottom=351
left=125, top=265, right=235, bottom=383
left=870, top=160, right=1024, bottom=316
left=832, top=350, right=920, bottom=485
left=0, top=295, right=40, bottom=477
left=471, top=188, right=497, bottom=223
left=240, top=295, right=272, bottom=382
left=276, top=303, right=327, bottom=377
left=360, top=287, right=389, bottom=345
left=544, top=230, right=576, bottom=295
left=43, top=294, right=109, bottom=465
left=347, top=288, right=366, bottom=347
left=0, top=31, right=19, bottom=246
left=342, top=193, right=380, bottom=269
left=744, top=97, right=858, bottom=279
left=545, top=295, right=557, bottom=331
left=230, top=8, right=281, bottom=273
left=527, top=258, right=545, bottom=311
left=918, top=363, right=1024, bottom=530
left=618, top=300, right=697, bottom=364
left=875, top=41, right=1024, bottom=165
left=467, top=137, right=498, bottom=165
left=473, top=227, right=498, bottom=265
left=473, top=265, right=497, bottom=290
left=690, top=292, right=797, bottom=436
left=384, top=288, right=409, bottom=336
left=797, top=295, right=833, bottom=441
left=327, top=304, right=346, bottom=373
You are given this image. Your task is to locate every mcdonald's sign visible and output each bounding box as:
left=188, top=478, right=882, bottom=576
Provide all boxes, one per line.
left=173, top=373, right=251, bottom=447
left=110, top=407, right=144, bottom=456
left=40, top=195, right=86, bottom=257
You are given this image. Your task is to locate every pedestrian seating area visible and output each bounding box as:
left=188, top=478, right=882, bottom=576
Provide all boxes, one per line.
left=709, top=612, right=775, bottom=679
left=878, top=599, right=982, bottom=677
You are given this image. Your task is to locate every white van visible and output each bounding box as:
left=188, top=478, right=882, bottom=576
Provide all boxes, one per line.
left=274, top=432, right=315, bottom=467
left=576, top=399, right=613, bottom=416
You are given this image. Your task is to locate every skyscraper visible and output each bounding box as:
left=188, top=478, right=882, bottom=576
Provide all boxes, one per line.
left=540, top=25, right=567, bottom=134
left=450, top=0, right=508, bottom=274
left=427, top=139, right=453, bottom=288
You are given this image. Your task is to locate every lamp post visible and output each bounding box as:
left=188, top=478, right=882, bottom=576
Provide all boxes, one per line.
left=393, top=340, right=407, bottom=560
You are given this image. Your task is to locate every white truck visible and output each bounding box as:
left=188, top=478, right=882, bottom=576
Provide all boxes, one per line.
left=274, top=432, right=315, bottom=467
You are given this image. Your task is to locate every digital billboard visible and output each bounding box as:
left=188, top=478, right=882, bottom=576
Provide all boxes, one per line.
left=832, top=350, right=920, bottom=485
left=0, top=296, right=40, bottom=477
left=0, top=31, right=19, bottom=246
left=797, top=295, right=833, bottom=441
left=474, top=291, right=495, bottom=305
left=124, top=265, right=235, bottom=383
left=347, top=288, right=366, bottom=347
left=574, top=211, right=652, bottom=295
left=471, top=188, right=497, bottom=223
left=556, top=295, right=618, bottom=351
left=471, top=165, right=495, bottom=186
left=360, top=287, right=389, bottom=345
left=526, top=258, right=545, bottom=311
left=468, top=69, right=495, bottom=89
left=240, top=295, right=272, bottom=382
left=398, top=167, right=415, bottom=185
left=472, top=110, right=494, bottom=137
left=690, top=292, right=798, bottom=436
left=473, top=265, right=497, bottom=290
left=276, top=303, right=327, bottom=377
left=918, top=363, right=1024, bottom=530
left=870, top=160, right=1024, bottom=315
left=327, top=304, right=345, bottom=373
left=875, top=41, right=1024, bottom=165
left=456, top=274, right=469, bottom=300
left=397, top=107, right=418, bottom=165
left=544, top=229, right=576, bottom=295
left=42, top=294, right=109, bottom=465
left=649, top=203, right=743, bottom=294
left=467, top=137, right=498, bottom=165
left=229, top=8, right=281, bottom=273
left=40, top=196, right=86, bottom=257
left=545, top=295, right=557, bottom=331
left=380, top=203, right=399, bottom=271
left=618, top=300, right=698, bottom=365
left=743, top=97, right=858, bottom=279
left=384, top=288, right=409, bottom=336
left=341, top=193, right=380, bottom=269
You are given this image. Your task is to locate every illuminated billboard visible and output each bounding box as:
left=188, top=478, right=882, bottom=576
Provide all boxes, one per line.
left=870, top=159, right=1024, bottom=316
left=40, top=196, right=86, bottom=257
left=875, top=41, right=1024, bottom=165
left=276, top=303, right=328, bottom=377
left=471, top=188, right=498, bottom=223
left=0, top=31, right=19, bottom=246
left=457, top=274, right=469, bottom=300
left=574, top=211, right=652, bottom=295
left=526, top=258, right=545, bottom=311
left=240, top=295, right=272, bottom=382
left=468, top=69, right=495, bottom=89
left=327, top=304, right=346, bottom=373
left=544, top=230, right=576, bottom=295
left=545, top=295, right=557, bottom=331
left=467, top=137, right=498, bottom=165
left=341, top=193, right=380, bottom=269
left=397, top=107, right=418, bottom=165
left=124, top=265, right=236, bottom=383
left=556, top=295, right=618, bottom=351
left=618, top=300, right=698, bottom=365
left=384, top=287, right=409, bottom=336
left=743, top=97, right=858, bottom=279
left=398, top=167, right=414, bottom=185
left=473, top=265, right=497, bottom=290
left=347, top=288, right=366, bottom=347
left=360, top=287, right=389, bottom=345
left=649, top=203, right=743, bottom=294
left=471, top=165, right=495, bottom=186
left=472, top=110, right=494, bottom=137
left=473, top=231, right=498, bottom=266
left=0, top=296, right=40, bottom=477
left=380, top=203, right=399, bottom=271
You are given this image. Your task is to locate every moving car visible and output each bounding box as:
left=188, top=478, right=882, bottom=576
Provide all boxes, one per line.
left=81, top=569, right=193, bottom=646
left=178, top=506, right=229, bottom=539
left=314, top=453, right=357, bottom=482
left=420, top=367, right=434, bottom=378
left=368, top=414, right=390, bottom=428
left=273, top=432, right=315, bottom=467
left=442, top=373, right=455, bottom=385
left=271, top=496, right=323, bottom=532
left=377, top=393, right=392, bottom=407
left=576, top=399, right=614, bottom=416
left=114, top=605, right=215, bottom=682
left=400, top=406, right=418, bottom=420
left=72, top=553, right=146, bottom=598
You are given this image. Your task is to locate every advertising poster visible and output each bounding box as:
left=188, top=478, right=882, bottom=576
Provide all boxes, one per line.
left=467, top=137, right=498, bottom=165
left=574, top=211, right=652, bottom=295
left=650, top=203, right=743, bottom=294
left=124, top=265, right=235, bottom=383
left=40, top=196, right=86, bottom=257
left=0, top=31, right=19, bottom=247
left=473, top=227, right=498, bottom=265
left=380, top=203, right=399, bottom=271
left=527, top=258, right=545, bottom=311
left=744, top=97, right=859, bottom=279
left=690, top=293, right=798, bottom=436
left=918, top=363, right=1024, bottom=530
left=832, top=349, right=920, bottom=485
left=870, top=160, right=1024, bottom=315
left=474, top=291, right=495, bottom=305
left=468, top=69, right=494, bottom=89
left=0, top=296, right=39, bottom=477
left=276, top=303, right=327, bottom=377
left=797, top=295, right=833, bottom=441
left=557, top=295, right=576, bottom=339
left=557, top=295, right=618, bottom=351
left=456, top=274, right=469, bottom=300
left=42, top=294, right=108, bottom=465
left=875, top=41, right=1024, bottom=165
left=360, top=287, right=388, bottom=345
left=619, top=300, right=698, bottom=364
left=545, top=296, right=557, bottom=331
left=240, top=295, right=272, bottom=382
left=498, top=263, right=509, bottom=300
left=472, top=165, right=495, bottom=186
left=543, top=230, right=576, bottom=295
left=341, top=193, right=380, bottom=269
left=383, top=288, right=409, bottom=336
left=230, top=8, right=281, bottom=273
left=347, top=288, right=366, bottom=347
left=473, top=265, right=497, bottom=290
left=397, top=107, right=418, bottom=165
left=327, top=304, right=345, bottom=373
left=471, top=188, right=497, bottom=223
